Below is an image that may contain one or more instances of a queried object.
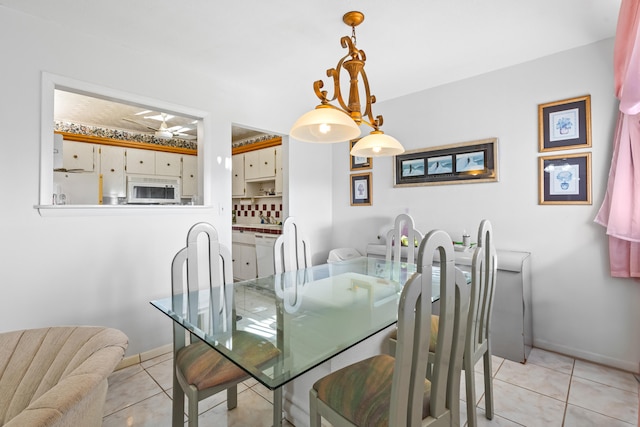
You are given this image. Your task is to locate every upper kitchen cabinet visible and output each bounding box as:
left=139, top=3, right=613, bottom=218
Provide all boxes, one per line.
left=181, top=154, right=197, bottom=197
left=275, top=146, right=283, bottom=195
left=125, top=148, right=155, bottom=175
left=155, top=152, right=182, bottom=177
left=99, top=145, right=126, bottom=199
left=244, top=147, right=275, bottom=181
left=232, top=155, right=245, bottom=197
left=62, top=141, right=95, bottom=171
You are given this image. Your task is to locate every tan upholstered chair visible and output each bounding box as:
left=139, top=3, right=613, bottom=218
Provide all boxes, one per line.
left=171, top=223, right=279, bottom=427
left=0, top=326, right=127, bottom=427
left=385, top=213, right=424, bottom=265
left=309, top=230, right=470, bottom=427
left=273, top=216, right=311, bottom=273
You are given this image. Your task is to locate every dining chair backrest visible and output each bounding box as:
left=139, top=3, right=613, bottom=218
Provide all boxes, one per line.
left=385, top=213, right=423, bottom=265
left=390, top=229, right=469, bottom=425
left=470, top=219, right=498, bottom=359
left=274, top=217, right=311, bottom=273
left=172, top=222, right=234, bottom=339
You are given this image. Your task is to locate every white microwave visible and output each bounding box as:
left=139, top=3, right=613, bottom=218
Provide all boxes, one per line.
left=126, top=175, right=181, bottom=204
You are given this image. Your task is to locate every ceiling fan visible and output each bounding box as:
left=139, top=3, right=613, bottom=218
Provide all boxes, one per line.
left=122, top=112, right=196, bottom=140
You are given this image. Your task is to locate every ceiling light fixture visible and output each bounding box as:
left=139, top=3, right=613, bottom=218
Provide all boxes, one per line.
left=289, top=11, right=405, bottom=157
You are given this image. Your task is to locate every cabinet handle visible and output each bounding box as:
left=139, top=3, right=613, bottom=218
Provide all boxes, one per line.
left=167, top=163, right=171, bottom=166
left=245, top=262, right=250, bottom=265
left=73, top=155, right=78, bottom=159
left=139, top=160, right=144, bottom=164
left=110, top=168, right=115, bottom=172
left=190, top=174, right=194, bottom=178
left=249, top=164, right=253, bottom=167
left=264, top=161, right=268, bottom=165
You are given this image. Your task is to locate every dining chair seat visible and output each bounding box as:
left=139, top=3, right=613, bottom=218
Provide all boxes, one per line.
left=312, top=354, right=432, bottom=426
left=176, top=331, right=279, bottom=391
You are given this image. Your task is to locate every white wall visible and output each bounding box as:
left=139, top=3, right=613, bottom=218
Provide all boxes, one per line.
left=2, top=7, right=636, bottom=373
left=0, top=8, right=326, bottom=355
left=329, top=38, right=640, bottom=372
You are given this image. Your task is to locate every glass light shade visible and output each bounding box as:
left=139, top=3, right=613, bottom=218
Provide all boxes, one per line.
left=290, top=106, right=361, bottom=143
left=350, top=131, right=404, bottom=157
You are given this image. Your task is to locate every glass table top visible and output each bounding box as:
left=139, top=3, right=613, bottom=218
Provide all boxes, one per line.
left=151, top=257, right=465, bottom=390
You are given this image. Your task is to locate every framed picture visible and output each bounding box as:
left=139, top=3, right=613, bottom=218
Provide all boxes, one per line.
left=350, top=139, right=372, bottom=170
left=538, top=95, right=591, bottom=152
left=350, top=172, right=372, bottom=206
left=538, top=152, right=592, bottom=205
left=394, top=138, right=498, bottom=187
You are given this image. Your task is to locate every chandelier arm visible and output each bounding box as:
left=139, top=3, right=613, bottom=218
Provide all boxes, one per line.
left=328, top=53, right=353, bottom=113
left=313, top=80, right=329, bottom=104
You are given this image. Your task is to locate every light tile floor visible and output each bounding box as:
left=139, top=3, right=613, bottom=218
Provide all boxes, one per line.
left=103, top=347, right=639, bottom=427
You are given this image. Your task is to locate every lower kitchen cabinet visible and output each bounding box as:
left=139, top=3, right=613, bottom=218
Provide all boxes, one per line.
left=232, top=231, right=257, bottom=281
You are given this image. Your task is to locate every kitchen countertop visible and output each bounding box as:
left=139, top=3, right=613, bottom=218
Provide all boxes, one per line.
left=232, top=223, right=282, bottom=234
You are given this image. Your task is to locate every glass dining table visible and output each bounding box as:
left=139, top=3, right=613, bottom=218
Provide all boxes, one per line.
left=150, top=256, right=459, bottom=426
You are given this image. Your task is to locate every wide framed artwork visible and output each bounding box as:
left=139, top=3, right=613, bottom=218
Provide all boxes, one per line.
left=538, top=95, right=592, bottom=152
left=350, top=172, right=372, bottom=206
left=350, top=139, right=372, bottom=170
left=393, top=138, right=498, bottom=187
left=538, top=152, right=592, bottom=205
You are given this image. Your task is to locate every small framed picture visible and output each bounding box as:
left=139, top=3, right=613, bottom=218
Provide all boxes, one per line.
left=538, top=95, right=592, bottom=152
left=350, top=172, right=372, bottom=206
left=538, top=152, right=592, bottom=205
left=350, top=139, right=372, bottom=170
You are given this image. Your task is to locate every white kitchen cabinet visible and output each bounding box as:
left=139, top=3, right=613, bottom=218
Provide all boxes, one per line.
left=274, top=146, right=283, bottom=194
left=244, top=147, right=275, bottom=181
left=126, top=148, right=155, bottom=175
left=181, top=154, right=197, bottom=197
left=99, top=145, right=125, bottom=199
left=232, top=154, right=245, bottom=197
left=155, top=152, right=182, bottom=177
left=62, top=140, right=95, bottom=172
left=232, top=230, right=257, bottom=281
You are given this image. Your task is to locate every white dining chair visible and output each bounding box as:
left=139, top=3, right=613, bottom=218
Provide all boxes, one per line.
left=309, top=229, right=470, bottom=427
left=171, top=222, right=279, bottom=427
left=385, top=213, right=423, bottom=265
left=273, top=216, right=311, bottom=273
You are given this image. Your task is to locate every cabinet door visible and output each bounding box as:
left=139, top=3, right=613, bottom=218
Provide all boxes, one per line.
left=258, top=147, right=276, bottom=178
left=99, top=145, right=125, bottom=198
left=244, top=150, right=260, bottom=180
left=274, top=146, right=283, bottom=194
left=182, top=155, right=197, bottom=197
left=232, top=242, right=257, bottom=281
left=63, top=141, right=95, bottom=171
left=155, top=152, right=182, bottom=177
left=232, top=154, right=245, bottom=196
left=126, top=148, right=155, bottom=175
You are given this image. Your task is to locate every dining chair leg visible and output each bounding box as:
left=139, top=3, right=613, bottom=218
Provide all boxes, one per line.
left=309, top=389, right=321, bottom=427
left=187, top=385, right=199, bottom=427
left=273, top=386, right=283, bottom=427
left=464, top=356, right=478, bottom=427
left=172, top=373, right=185, bottom=427
left=227, top=384, right=238, bottom=409
left=483, top=351, right=494, bottom=419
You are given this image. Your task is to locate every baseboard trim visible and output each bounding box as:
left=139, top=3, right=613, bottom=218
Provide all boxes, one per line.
left=533, top=338, right=639, bottom=374
left=115, top=343, right=172, bottom=371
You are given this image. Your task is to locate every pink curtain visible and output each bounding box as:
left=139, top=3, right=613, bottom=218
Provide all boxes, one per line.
left=594, top=0, right=640, bottom=278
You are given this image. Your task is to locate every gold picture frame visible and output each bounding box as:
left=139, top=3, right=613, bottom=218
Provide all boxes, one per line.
left=538, top=95, right=592, bottom=152
left=350, top=172, right=372, bottom=206
left=538, top=152, right=592, bottom=205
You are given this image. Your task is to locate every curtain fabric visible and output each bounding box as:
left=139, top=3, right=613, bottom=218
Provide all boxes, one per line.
left=594, top=0, right=640, bottom=278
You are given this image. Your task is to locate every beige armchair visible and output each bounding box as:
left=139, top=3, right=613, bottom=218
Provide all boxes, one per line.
left=0, top=326, right=128, bottom=427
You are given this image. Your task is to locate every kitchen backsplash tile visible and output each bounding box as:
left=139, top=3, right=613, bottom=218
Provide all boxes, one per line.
left=234, top=201, right=282, bottom=224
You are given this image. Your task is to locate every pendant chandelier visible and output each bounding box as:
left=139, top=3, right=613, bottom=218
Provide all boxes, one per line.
left=289, top=11, right=405, bottom=157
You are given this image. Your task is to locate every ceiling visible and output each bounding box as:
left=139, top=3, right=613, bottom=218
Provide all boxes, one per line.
left=2, top=1, right=622, bottom=142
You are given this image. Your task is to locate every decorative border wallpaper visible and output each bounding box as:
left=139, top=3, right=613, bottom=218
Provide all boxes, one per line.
left=55, top=120, right=197, bottom=150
